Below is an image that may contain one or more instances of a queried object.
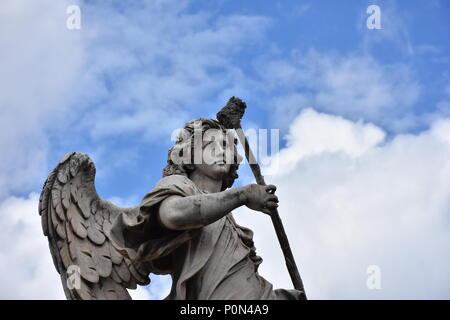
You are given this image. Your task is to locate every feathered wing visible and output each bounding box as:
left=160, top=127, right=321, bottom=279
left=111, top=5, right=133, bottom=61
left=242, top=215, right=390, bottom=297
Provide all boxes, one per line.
left=39, top=152, right=150, bottom=300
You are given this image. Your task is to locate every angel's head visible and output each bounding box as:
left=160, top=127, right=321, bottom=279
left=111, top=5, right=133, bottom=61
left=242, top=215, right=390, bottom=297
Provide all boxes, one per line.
left=163, top=118, right=243, bottom=191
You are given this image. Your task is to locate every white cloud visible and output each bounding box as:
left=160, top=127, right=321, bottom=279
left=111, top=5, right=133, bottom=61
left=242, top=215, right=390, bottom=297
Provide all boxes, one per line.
left=234, top=109, right=450, bottom=299
left=128, top=286, right=152, bottom=300
left=265, top=109, right=385, bottom=175
left=0, top=0, right=85, bottom=296
left=0, top=0, right=83, bottom=198
left=0, top=193, right=65, bottom=299
left=130, top=275, right=172, bottom=300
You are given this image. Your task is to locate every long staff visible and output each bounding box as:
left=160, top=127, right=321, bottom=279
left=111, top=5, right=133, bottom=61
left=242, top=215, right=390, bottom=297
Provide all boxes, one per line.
left=217, top=97, right=307, bottom=299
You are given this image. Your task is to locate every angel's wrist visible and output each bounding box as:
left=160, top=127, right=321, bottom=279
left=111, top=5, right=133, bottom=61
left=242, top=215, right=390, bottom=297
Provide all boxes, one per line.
left=236, top=186, right=249, bottom=206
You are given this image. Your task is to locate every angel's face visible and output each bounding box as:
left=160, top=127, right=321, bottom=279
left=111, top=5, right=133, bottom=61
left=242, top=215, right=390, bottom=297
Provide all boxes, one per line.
left=192, top=129, right=241, bottom=181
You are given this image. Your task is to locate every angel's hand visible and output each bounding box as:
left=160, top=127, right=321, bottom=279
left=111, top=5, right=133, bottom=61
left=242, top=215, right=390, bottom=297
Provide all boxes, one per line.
left=244, top=184, right=279, bottom=215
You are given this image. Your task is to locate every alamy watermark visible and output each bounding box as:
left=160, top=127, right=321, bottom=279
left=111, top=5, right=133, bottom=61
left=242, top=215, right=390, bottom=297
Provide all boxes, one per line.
left=169, top=120, right=280, bottom=170
left=366, top=5, right=381, bottom=30
left=66, top=265, right=81, bottom=290
left=66, top=5, right=81, bottom=30
left=366, top=265, right=382, bottom=290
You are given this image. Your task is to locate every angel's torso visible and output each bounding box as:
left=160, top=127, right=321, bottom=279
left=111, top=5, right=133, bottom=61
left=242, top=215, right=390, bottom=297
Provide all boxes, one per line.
left=164, top=177, right=274, bottom=300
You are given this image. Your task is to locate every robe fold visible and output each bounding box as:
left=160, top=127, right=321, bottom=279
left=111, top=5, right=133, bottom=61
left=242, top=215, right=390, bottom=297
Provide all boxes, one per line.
left=109, top=174, right=302, bottom=300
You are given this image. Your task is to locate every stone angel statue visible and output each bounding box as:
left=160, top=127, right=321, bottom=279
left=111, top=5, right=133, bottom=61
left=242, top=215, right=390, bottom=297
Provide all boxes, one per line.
left=39, top=99, right=304, bottom=300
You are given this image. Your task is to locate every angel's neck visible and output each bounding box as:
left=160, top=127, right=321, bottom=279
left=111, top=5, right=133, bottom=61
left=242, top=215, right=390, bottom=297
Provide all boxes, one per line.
left=189, top=170, right=222, bottom=193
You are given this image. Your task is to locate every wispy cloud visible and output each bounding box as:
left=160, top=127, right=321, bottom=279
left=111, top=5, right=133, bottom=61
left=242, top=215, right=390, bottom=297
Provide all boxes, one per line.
left=357, top=1, right=414, bottom=56
left=0, top=0, right=83, bottom=198
left=254, top=50, right=421, bottom=132
left=70, top=0, right=271, bottom=141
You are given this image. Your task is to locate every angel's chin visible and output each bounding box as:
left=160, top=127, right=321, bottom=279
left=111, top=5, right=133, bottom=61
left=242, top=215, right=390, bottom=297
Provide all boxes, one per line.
left=207, top=168, right=229, bottom=181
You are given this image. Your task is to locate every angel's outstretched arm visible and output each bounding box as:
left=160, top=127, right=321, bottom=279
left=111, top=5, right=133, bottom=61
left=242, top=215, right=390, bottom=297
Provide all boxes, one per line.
left=157, top=184, right=279, bottom=230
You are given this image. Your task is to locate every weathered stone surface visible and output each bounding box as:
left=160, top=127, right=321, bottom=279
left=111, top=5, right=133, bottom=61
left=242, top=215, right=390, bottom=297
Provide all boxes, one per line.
left=39, top=98, right=305, bottom=300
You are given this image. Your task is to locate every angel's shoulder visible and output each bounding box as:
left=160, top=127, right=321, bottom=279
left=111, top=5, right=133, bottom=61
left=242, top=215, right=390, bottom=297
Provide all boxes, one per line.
left=155, top=174, right=198, bottom=190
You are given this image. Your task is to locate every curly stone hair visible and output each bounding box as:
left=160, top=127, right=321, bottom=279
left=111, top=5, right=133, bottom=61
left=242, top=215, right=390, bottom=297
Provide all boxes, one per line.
left=162, top=118, right=240, bottom=191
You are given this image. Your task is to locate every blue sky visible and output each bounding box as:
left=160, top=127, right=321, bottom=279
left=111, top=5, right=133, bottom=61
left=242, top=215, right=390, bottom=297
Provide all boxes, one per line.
left=1, top=0, right=450, bottom=299
left=47, top=0, right=450, bottom=200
